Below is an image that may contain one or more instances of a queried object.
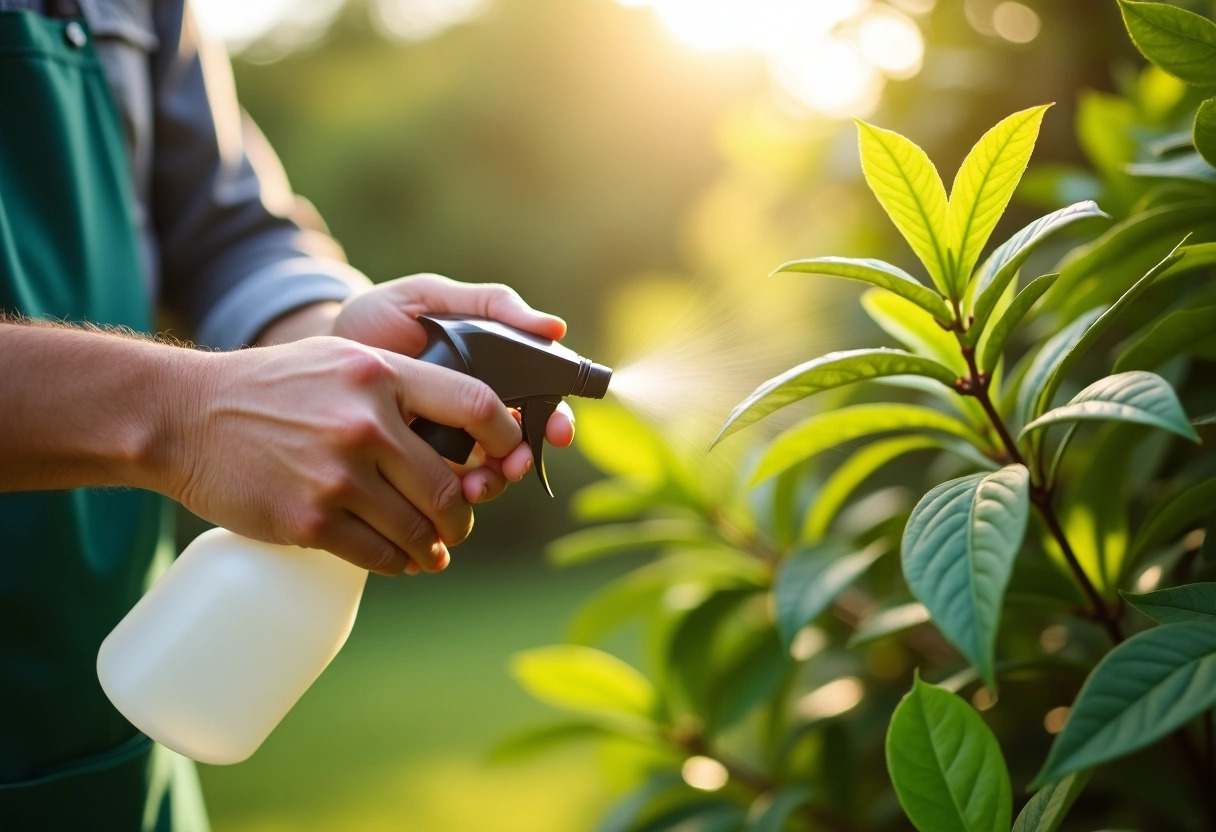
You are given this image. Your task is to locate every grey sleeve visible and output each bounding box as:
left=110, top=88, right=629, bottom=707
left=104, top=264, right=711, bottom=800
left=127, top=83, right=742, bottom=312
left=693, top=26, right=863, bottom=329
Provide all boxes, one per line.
left=149, top=3, right=371, bottom=350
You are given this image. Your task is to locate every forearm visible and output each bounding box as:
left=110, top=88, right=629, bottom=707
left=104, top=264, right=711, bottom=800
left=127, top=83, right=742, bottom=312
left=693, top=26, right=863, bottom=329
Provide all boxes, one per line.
left=0, top=322, right=200, bottom=496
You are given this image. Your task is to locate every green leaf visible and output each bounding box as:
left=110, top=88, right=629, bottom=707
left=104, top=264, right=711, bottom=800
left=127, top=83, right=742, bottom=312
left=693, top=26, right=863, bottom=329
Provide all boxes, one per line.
left=862, top=288, right=969, bottom=375
left=1114, top=304, right=1216, bottom=372
left=1034, top=621, right=1216, bottom=784
left=902, top=465, right=1031, bottom=688
left=489, top=721, right=647, bottom=764
left=848, top=602, right=931, bottom=647
left=1021, top=371, right=1199, bottom=442
left=856, top=119, right=952, bottom=295
left=1125, top=152, right=1216, bottom=182
left=749, top=786, right=814, bottom=832
left=775, top=543, right=885, bottom=650
left=773, top=256, right=951, bottom=320
left=1016, top=307, right=1105, bottom=432
left=547, top=518, right=718, bottom=567
left=979, top=273, right=1059, bottom=373
left=948, top=105, right=1051, bottom=289
left=571, top=477, right=664, bottom=523
left=1132, top=477, right=1216, bottom=557
left=886, top=675, right=1012, bottom=832
left=599, top=774, right=691, bottom=832
left=708, top=627, right=791, bottom=732
left=1034, top=240, right=1187, bottom=420
left=968, top=201, right=1108, bottom=345
left=1122, top=583, right=1216, bottom=623
left=713, top=349, right=958, bottom=446
left=510, top=645, right=657, bottom=722
left=1051, top=202, right=1210, bottom=321
left=1197, top=98, right=1216, bottom=168
left=574, top=400, right=672, bottom=483
left=803, top=436, right=942, bottom=542
left=1011, top=771, right=1091, bottom=832
left=1118, top=0, right=1216, bottom=85
left=666, top=588, right=756, bottom=717
left=751, top=404, right=991, bottom=484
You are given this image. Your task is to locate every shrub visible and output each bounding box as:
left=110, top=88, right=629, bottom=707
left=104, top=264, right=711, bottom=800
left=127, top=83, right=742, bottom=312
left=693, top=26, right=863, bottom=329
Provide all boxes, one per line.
left=502, top=3, right=1216, bottom=829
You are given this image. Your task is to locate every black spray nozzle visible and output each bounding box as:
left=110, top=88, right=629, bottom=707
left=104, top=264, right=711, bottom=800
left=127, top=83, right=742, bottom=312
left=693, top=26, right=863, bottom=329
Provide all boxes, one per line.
left=410, top=314, right=612, bottom=496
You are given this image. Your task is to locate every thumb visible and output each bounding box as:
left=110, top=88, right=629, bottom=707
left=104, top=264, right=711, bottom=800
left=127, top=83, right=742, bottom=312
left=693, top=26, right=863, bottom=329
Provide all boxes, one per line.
left=407, top=275, right=567, bottom=341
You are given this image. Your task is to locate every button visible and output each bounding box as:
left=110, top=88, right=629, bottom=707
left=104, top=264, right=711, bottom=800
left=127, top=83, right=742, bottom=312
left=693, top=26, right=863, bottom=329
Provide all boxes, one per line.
left=64, top=21, right=87, bottom=48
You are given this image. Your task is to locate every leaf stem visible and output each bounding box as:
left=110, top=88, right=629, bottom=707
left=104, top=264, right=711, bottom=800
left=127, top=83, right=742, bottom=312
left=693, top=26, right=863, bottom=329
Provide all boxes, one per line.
left=956, top=341, right=1124, bottom=643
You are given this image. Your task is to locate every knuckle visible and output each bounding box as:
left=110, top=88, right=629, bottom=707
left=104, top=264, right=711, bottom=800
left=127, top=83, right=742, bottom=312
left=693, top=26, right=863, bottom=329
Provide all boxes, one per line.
left=341, top=344, right=395, bottom=387
left=330, top=413, right=384, bottom=451
left=401, top=511, right=437, bottom=549
left=364, top=544, right=407, bottom=576
left=431, top=473, right=464, bottom=516
left=313, top=469, right=356, bottom=503
left=463, top=382, right=501, bottom=426
left=292, top=508, right=331, bottom=549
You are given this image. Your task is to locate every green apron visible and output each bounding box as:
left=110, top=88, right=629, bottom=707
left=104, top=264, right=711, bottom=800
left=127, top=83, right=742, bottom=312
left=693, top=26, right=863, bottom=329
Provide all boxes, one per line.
left=0, top=9, right=208, bottom=830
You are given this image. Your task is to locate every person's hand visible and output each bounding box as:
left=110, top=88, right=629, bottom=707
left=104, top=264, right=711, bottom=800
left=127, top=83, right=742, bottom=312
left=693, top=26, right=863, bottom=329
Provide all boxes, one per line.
left=165, top=337, right=521, bottom=576
left=328, top=273, right=576, bottom=500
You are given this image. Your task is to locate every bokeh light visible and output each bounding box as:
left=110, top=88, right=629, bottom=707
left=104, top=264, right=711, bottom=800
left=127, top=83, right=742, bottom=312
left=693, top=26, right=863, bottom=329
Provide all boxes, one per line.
left=681, top=756, right=729, bottom=791
left=992, top=1, right=1041, bottom=43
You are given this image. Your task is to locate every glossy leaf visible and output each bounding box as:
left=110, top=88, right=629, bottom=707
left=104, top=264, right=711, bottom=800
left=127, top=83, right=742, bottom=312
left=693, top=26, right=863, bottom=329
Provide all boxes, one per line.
left=1122, top=583, right=1216, bottom=623
left=862, top=288, right=969, bottom=375
left=775, top=543, right=885, bottom=650
left=1194, top=98, right=1216, bottom=167
left=1021, top=371, right=1199, bottom=442
left=1012, top=771, right=1092, bottom=832
left=948, top=105, right=1051, bottom=289
left=547, top=518, right=718, bottom=567
left=856, top=119, right=952, bottom=295
left=749, top=786, right=814, bottom=832
left=886, top=675, right=1012, bottom=832
left=1131, top=476, right=1216, bottom=556
left=773, top=256, right=951, bottom=319
left=1052, top=202, right=1209, bottom=320
left=713, top=349, right=958, bottom=446
left=902, top=465, right=1031, bottom=687
left=848, top=602, right=931, bottom=647
left=803, top=436, right=942, bottom=542
left=979, top=272, right=1059, bottom=373
left=1035, top=621, right=1216, bottom=784
left=969, top=201, right=1108, bottom=344
left=1118, top=0, right=1216, bottom=85
left=751, top=403, right=990, bottom=484
left=1125, top=152, right=1216, bottom=183
left=1016, top=307, right=1104, bottom=431
left=1114, top=304, right=1216, bottom=372
left=510, top=645, right=657, bottom=723
left=1034, top=240, right=1186, bottom=420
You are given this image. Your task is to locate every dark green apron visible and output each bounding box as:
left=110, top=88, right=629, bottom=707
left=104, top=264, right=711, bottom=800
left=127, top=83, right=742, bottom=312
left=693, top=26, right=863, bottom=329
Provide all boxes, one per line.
left=0, top=9, right=207, bottom=830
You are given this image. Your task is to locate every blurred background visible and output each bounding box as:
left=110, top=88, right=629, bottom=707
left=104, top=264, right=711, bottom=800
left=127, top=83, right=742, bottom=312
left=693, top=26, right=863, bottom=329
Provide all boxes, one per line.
left=186, top=0, right=1148, bottom=828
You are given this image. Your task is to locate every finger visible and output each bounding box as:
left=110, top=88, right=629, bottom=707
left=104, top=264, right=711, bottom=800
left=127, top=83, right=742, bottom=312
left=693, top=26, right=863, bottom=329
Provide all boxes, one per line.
left=500, top=442, right=534, bottom=482
left=461, top=461, right=509, bottom=503
left=546, top=402, right=575, bottom=447
left=389, top=356, right=521, bottom=458
left=402, top=274, right=567, bottom=340
left=355, top=473, right=452, bottom=572
left=376, top=429, right=475, bottom=548
left=314, top=511, right=417, bottom=577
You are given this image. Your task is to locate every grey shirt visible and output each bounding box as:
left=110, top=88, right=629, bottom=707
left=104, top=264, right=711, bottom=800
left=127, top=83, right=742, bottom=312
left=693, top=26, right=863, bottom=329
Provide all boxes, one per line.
left=4, top=0, right=371, bottom=348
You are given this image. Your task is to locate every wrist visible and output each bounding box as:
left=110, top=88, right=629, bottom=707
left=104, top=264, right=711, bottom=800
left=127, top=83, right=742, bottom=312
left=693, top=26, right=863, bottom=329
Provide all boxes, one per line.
left=254, top=301, right=342, bottom=345
left=125, top=342, right=217, bottom=501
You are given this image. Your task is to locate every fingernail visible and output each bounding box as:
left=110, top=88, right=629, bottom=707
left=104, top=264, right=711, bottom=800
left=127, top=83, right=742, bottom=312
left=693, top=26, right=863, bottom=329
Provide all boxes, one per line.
left=433, top=543, right=450, bottom=571
left=478, top=481, right=489, bottom=502
left=522, top=458, right=533, bottom=475
left=405, top=560, right=421, bottom=576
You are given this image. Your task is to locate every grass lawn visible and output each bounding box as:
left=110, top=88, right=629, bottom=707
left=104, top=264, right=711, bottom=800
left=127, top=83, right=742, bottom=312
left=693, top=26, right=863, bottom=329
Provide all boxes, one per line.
left=197, top=547, right=624, bottom=831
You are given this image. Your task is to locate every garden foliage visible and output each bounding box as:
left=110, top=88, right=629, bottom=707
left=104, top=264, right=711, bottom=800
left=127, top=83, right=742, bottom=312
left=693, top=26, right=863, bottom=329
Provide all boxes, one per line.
left=502, top=3, right=1216, bottom=829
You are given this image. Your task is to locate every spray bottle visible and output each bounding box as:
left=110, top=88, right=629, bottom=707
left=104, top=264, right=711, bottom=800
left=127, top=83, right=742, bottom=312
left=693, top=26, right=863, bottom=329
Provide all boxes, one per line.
left=96, top=315, right=611, bottom=764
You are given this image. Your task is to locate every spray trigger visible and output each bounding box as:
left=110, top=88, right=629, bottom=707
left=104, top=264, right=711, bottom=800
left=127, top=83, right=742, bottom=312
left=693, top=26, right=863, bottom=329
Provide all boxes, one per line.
left=519, top=396, right=561, bottom=497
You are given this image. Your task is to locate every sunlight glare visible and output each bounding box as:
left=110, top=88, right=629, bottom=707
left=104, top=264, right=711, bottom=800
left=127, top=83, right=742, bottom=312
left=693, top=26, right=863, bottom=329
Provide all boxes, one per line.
left=858, top=6, right=924, bottom=78
left=772, top=39, right=882, bottom=118
left=372, top=0, right=493, bottom=41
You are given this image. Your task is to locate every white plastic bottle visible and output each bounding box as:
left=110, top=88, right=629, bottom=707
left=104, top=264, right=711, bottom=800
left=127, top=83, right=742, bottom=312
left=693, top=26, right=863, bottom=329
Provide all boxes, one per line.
left=96, top=527, right=368, bottom=765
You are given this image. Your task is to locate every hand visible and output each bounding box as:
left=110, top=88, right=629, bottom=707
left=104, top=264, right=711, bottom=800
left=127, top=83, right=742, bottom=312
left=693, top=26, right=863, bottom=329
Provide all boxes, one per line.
left=328, top=273, right=576, bottom=500
left=167, top=337, right=522, bottom=576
